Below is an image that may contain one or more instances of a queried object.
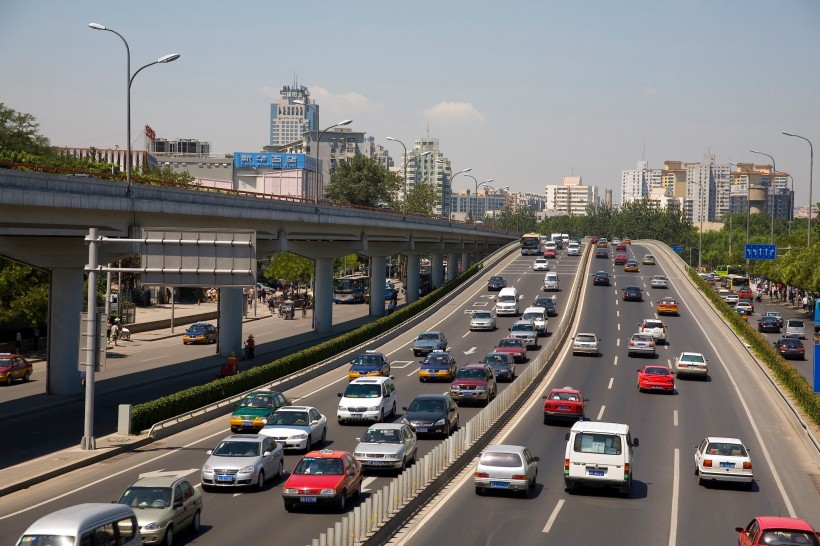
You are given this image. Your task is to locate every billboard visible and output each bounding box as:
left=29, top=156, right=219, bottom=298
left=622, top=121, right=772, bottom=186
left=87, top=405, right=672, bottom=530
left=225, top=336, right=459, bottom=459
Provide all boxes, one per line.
left=729, top=182, right=749, bottom=197
left=233, top=152, right=316, bottom=171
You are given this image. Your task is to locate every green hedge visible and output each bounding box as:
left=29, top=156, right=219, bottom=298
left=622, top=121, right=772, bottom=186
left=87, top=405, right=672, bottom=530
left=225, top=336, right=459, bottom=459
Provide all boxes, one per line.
left=688, top=269, right=820, bottom=426
left=130, top=262, right=484, bottom=433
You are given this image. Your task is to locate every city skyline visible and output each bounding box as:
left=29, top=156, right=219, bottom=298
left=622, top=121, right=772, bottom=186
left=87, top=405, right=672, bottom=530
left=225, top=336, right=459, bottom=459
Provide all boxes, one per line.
left=1, top=0, right=818, bottom=204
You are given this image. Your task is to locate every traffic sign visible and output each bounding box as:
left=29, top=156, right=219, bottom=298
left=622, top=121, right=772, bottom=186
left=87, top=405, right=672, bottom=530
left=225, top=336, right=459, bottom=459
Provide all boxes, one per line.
left=671, top=245, right=684, bottom=253
left=744, top=244, right=777, bottom=260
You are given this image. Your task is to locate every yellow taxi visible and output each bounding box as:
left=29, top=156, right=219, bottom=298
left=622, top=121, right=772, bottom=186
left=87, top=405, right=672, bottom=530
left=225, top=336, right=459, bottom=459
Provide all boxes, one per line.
left=624, top=260, right=640, bottom=272
left=418, top=350, right=458, bottom=382
left=229, top=390, right=291, bottom=433
left=0, top=353, right=33, bottom=385
left=347, top=351, right=390, bottom=381
left=623, top=237, right=632, bottom=245
left=182, top=322, right=218, bottom=344
left=657, top=297, right=679, bottom=316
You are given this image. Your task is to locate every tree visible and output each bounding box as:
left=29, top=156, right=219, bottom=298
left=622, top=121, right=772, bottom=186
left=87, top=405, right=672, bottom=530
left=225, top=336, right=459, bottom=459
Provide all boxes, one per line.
left=0, top=103, right=51, bottom=161
left=0, top=259, right=49, bottom=328
left=324, top=155, right=401, bottom=208
left=262, top=253, right=313, bottom=287
left=405, top=181, right=441, bottom=215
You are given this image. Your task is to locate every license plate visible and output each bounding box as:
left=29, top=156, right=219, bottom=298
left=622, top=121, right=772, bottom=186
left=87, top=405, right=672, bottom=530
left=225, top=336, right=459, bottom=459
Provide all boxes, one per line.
left=368, top=461, right=388, bottom=466
left=416, top=427, right=428, bottom=432
left=216, top=475, right=234, bottom=482
left=299, top=496, right=318, bottom=503
left=242, top=421, right=254, bottom=427
left=653, top=386, right=662, bottom=390
left=557, top=405, right=570, bottom=410
left=587, top=469, right=605, bottom=477
left=720, top=462, right=735, bottom=468
left=462, top=392, right=474, bottom=397
left=351, top=414, right=363, bottom=418
left=490, top=481, right=509, bottom=488
left=688, top=364, right=700, bottom=368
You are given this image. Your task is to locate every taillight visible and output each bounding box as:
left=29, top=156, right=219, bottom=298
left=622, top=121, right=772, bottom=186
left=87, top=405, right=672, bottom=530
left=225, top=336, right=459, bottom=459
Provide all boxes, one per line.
left=624, top=462, right=630, bottom=477
left=742, top=461, right=752, bottom=470
left=629, top=341, right=635, bottom=347
left=512, top=474, right=528, bottom=480
left=703, top=459, right=712, bottom=467
left=474, top=472, right=489, bottom=478
left=564, top=458, right=570, bottom=471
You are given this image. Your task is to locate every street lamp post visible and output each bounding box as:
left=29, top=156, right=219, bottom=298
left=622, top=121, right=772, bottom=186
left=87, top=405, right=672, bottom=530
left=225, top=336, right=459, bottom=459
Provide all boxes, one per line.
left=464, top=174, right=493, bottom=219
left=292, top=99, right=318, bottom=201
left=749, top=149, right=777, bottom=243
left=689, top=179, right=705, bottom=270
left=314, top=120, right=352, bottom=202
left=88, top=23, right=179, bottom=197
left=782, top=132, right=814, bottom=247
left=385, top=137, right=409, bottom=210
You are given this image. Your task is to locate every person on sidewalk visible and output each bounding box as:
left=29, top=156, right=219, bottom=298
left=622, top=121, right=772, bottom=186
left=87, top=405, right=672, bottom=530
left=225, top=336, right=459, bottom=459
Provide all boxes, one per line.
left=301, top=299, right=307, bottom=318
left=15, top=332, right=22, bottom=354
left=108, top=321, right=120, bottom=347
left=244, top=334, right=255, bottom=360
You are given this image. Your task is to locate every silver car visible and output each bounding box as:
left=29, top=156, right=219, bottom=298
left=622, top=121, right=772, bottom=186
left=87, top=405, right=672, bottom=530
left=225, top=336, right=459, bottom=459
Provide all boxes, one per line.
left=259, top=406, right=328, bottom=451
left=627, top=333, right=656, bottom=357
left=572, top=333, right=600, bottom=356
left=353, top=423, right=417, bottom=472
left=201, top=434, right=284, bottom=490
left=508, top=320, right=537, bottom=349
left=650, top=275, right=669, bottom=289
left=469, top=310, right=497, bottom=331
left=474, top=444, right=539, bottom=497
left=784, top=319, right=806, bottom=340
left=674, top=352, right=709, bottom=378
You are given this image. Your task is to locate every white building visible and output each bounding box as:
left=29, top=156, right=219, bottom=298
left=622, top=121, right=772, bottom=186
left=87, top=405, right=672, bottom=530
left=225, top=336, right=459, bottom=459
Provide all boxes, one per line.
left=545, top=176, right=598, bottom=215
left=402, top=138, right=451, bottom=217
left=684, top=154, right=731, bottom=222
left=269, top=84, right=316, bottom=147
left=620, top=161, right=662, bottom=204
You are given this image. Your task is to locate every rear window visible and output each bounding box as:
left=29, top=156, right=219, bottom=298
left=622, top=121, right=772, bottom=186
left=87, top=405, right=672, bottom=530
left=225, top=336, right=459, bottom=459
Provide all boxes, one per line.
left=574, top=432, right=622, bottom=455
left=480, top=452, right=523, bottom=467
left=787, top=320, right=804, bottom=327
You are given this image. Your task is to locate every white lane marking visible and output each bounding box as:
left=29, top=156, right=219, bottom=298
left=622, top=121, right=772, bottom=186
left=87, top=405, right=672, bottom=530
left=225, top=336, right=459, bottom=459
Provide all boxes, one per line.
left=617, top=323, right=621, bottom=331
left=615, top=299, right=619, bottom=306
left=597, top=405, right=606, bottom=420
left=667, top=358, right=672, bottom=367
left=407, top=367, right=420, bottom=377
left=463, top=347, right=477, bottom=355
left=140, top=355, right=169, bottom=363
left=614, top=356, right=618, bottom=366
left=668, top=448, right=679, bottom=546
left=362, top=476, right=378, bottom=492
left=607, top=377, right=614, bottom=389
left=616, top=338, right=620, bottom=347
left=616, top=310, right=620, bottom=317
left=462, top=331, right=470, bottom=338
left=673, top=410, right=679, bottom=427
left=542, top=499, right=565, bottom=533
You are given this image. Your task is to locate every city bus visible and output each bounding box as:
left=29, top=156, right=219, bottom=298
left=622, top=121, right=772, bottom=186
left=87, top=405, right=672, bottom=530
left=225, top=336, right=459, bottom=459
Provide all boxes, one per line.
left=520, top=233, right=541, bottom=255
left=333, top=274, right=369, bottom=303
left=715, top=265, right=744, bottom=277
left=721, top=274, right=750, bottom=292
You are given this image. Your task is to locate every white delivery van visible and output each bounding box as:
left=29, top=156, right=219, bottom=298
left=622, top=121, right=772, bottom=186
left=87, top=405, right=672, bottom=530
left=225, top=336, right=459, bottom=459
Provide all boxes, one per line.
left=16, top=503, right=141, bottom=546
left=543, top=273, right=559, bottom=291
left=521, top=306, right=547, bottom=336
left=564, top=421, right=638, bottom=496
left=495, top=287, right=520, bottom=316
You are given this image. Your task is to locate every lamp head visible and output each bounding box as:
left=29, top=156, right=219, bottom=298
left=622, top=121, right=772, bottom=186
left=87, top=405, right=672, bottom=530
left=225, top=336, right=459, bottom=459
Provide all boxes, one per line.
left=292, top=99, right=305, bottom=105
left=386, top=136, right=397, bottom=141
left=158, top=53, right=180, bottom=63
left=338, top=119, right=353, bottom=126
left=782, top=131, right=795, bottom=137
left=88, top=23, right=106, bottom=30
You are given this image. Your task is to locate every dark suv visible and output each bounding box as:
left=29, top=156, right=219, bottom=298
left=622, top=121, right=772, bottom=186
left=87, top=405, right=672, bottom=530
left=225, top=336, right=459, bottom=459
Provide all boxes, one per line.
left=622, top=286, right=643, bottom=301
left=450, top=364, right=497, bottom=406
left=533, top=296, right=558, bottom=317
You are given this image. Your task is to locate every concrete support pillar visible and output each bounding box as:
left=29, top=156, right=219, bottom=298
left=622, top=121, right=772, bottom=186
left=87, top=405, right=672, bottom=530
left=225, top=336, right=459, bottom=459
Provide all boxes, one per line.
left=447, top=253, right=459, bottom=282
left=47, top=268, right=85, bottom=396
left=406, top=256, right=420, bottom=304
left=369, top=256, right=386, bottom=317
left=314, top=257, right=334, bottom=333
left=217, top=288, right=244, bottom=357
left=462, top=252, right=472, bottom=271
left=431, top=254, right=444, bottom=289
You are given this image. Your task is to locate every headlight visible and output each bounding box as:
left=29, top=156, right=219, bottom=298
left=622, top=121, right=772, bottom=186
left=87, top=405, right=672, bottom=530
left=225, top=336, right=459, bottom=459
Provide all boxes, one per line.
left=292, top=433, right=308, bottom=440
left=144, top=522, right=159, bottom=530
left=202, top=465, right=212, bottom=472
left=259, top=418, right=268, bottom=424
left=401, top=417, right=409, bottom=425
left=320, top=488, right=336, bottom=495
left=367, top=406, right=379, bottom=411
left=434, top=419, right=445, bottom=426
left=338, top=406, right=347, bottom=411
left=239, top=465, right=255, bottom=473
left=284, top=488, right=297, bottom=494
left=354, top=452, right=365, bottom=458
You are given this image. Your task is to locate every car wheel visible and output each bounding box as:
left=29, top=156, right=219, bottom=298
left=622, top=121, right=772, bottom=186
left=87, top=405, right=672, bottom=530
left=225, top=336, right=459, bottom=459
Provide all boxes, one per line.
left=256, top=470, right=266, bottom=490
left=475, top=486, right=484, bottom=496
left=400, top=454, right=407, bottom=471
left=284, top=500, right=294, bottom=512
left=4, top=375, right=11, bottom=386
left=320, top=426, right=327, bottom=446
left=337, top=490, right=347, bottom=513
left=378, top=409, right=385, bottom=423
left=443, top=422, right=451, bottom=438
left=163, top=525, right=174, bottom=546
left=305, top=434, right=313, bottom=452
left=619, top=478, right=631, bottom=497
left=22, top=371, right=30, bottom=382
left=276, top=459, right=284, bottom=479
left=190, top=510, right=201, bottom=535
left=744, top=480, right=754, bottom=491
left=230, top=427, right=239, bottom=433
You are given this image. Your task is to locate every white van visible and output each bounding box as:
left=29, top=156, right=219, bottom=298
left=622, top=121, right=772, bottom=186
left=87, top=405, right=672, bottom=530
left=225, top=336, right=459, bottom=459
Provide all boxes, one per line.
left=543, top=273, right=559, bottom=291
left=521, top=306, right=547, bottom=336
left=16, top=503, right=140, bottom=546
left=495, top=287, right=520, bottom=316
left=337, top=376, right=397, bottom=424
left=564, top=421, right=638, bottom=496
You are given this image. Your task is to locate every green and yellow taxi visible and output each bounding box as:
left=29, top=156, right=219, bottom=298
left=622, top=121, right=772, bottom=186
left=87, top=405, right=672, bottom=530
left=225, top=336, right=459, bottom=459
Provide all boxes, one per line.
left=229, top=390, right=291, bottom=433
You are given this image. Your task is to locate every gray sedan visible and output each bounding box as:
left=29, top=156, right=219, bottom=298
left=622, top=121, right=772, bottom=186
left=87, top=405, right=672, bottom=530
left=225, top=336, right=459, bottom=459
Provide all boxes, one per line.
left=469, top=310, right=497, bottom=331
left=201, top=434, right=284, bottom=490
left=353, top=423, right=417, bottom=472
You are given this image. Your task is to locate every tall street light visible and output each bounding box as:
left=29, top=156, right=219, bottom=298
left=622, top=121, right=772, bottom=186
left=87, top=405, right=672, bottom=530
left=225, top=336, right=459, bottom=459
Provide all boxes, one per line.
left=292, top=99, right=317, bottom=200
left=464, top=174, right=493, bottom=219
left=385, top=136, right=410, bottom=210
left=314, top=119, right=352, bottom=202
left=749, top=149, right=777, bottom=243
left=88, top=23, right=179, bottom=197
left=782, top=132, right=814, bottom=247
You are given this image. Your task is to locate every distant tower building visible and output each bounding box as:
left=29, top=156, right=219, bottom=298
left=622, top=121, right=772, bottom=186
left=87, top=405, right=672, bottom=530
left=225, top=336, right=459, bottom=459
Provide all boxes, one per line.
left=621, top=161, right=661, bottom=205
left=404, top=138, right=450, bottom=217
left=604, top=189, right=612, bottom=207
left=544, top=176, right=598, bottom=215
left=269, top=84, right=317, bottom=147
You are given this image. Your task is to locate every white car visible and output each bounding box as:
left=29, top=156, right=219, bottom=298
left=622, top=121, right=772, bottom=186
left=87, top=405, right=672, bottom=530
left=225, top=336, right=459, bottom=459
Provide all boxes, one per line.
left=508, top=320, right=538, bottom=349
left=650, top=275, right=668, bottom=289
left=674, top=352, right=709, bottom=378
left=735, top=301, right=754, bottom=314
left=259, top=406, right=327, bottom=451
left=694, top=436, right=753, bottom=488
left=353, top=422, right=417, bottom=472
left=572, top=333, right=600, bottom=356
left=474, top=444, right=538, bottom=497
left=639, top=319, right=667, bottom=344
left=521, top=307, right=547, bottom=336
left=627, top=333, right=656, bottom=357
left=725, top=293, right=740, bottom=306
left=469, top=310, right=497, bottom=331
left=532, top=258, right=550, bottom=271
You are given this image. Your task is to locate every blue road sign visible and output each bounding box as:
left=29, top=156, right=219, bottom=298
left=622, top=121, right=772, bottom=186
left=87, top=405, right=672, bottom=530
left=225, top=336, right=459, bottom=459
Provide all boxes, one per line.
left=671, top=245, right=684, bottom=253
left=744, top=244, right=777, bottom=260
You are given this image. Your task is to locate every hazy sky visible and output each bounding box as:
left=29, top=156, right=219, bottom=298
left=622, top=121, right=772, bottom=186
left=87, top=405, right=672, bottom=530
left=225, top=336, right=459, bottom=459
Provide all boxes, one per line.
left=2, top=0, right=819, bottom=204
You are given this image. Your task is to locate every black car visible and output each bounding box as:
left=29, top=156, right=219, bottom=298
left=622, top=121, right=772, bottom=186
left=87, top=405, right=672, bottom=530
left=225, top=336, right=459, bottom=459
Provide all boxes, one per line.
left=595, top=249, right=609, bottom=259
left=481, top=352, right=516, bottom=382
left=402, top=394, right=459, bottom=437
left=593, top=271, right=611, bottom=286
left=534, top=296, right=558, bottom=317
left=773, top=338, right=805, bottom=360
left=622, top=286, right=643, bottom=301
left=758, top=315, right=783, bottom=332
left=487, top=276, right=507, bottom=291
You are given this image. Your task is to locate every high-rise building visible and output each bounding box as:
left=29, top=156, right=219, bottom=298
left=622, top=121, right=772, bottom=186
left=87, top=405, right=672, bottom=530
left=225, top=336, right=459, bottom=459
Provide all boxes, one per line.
left=269, top=85, right=317, bottom=147
left=402, top=138, right=450, bottom=217
left=621, top=161, right=661, bottom=204
left=545, top=176, right=598, bottom=215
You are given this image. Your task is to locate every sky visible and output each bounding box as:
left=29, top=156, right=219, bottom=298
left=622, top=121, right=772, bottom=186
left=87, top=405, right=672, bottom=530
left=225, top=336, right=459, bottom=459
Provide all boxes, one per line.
left=2, top=0, right=819, bottom=205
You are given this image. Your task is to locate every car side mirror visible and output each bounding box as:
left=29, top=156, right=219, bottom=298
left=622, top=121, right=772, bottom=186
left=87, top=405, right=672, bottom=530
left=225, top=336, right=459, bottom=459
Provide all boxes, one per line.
left=565, top=433, right=570, bottom=441
left=402, top=406, right=408, bottom=411
left=337, top=393, right=343, bottom=398
left=206, top=449, right=213, bottom=455
left=735, top=527, right=744, bottom=533
left=633, top=438, right=639, bottom=447
left=542, top=395, right=548, bottom=400
left=508, top=328, right=512, bottom=331
left=355, top=437, right=361, bottom=442
left=174, top=501, right=184, bottom=509
left=263, top=451, right=271, bottom=456
left=311, top=420, right=319, bottom=425
left=533, top=456, right=540, bottom=462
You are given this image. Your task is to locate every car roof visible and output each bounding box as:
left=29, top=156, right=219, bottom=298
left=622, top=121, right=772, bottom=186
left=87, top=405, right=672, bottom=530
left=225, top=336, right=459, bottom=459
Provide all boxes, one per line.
left=21, top=503, right=137, bottom=535
left=576, top=332, right=597, bottom=337
left=753, top=516, right=817, bottom=531
left=624, top=286, right=642, bottom=290
left=410, top=394, right=452, bottom=401
left=703, top=436, right=745, bottom=444
left=523, top=306, right=546, bottom=313
left=550, top=386, right=582, bottom=394
left=303, top=449, right=349, bottom=459
left=569, top=421, right=629, bottom=434
left=130, top=472, right=191, bottom=487
left=482, top=444, right=527, bottom=454
left=274, top=406, right=314, bottom=412
left=642, top=365, right=670, bottom=371
left=462, top=363, right=489, bottom=369
left=679, top=352, right=705, bottom=358
left=366, top=422, right=408, bottom=430
left=349, top=376, right=392, bottom=384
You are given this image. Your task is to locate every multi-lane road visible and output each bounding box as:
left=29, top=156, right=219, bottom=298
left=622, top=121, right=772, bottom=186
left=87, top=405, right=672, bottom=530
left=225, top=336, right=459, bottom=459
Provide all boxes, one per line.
left=2, top=241, right=818, bottom=546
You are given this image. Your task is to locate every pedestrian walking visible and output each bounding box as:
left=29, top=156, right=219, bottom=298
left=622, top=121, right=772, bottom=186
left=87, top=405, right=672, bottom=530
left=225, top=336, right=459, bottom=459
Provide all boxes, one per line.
left=108, top=321, right=120, bottom=347
left=301, top=299, right=307, bottom=318
left=15, top=332, right=22, bottom=354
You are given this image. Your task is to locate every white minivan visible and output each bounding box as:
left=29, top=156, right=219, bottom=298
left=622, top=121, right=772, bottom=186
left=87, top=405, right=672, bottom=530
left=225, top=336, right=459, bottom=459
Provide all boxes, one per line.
left=337, top=376, right=397, bottom=424
left=564, top=421, right=638, bottom=496
left=495, top=287, right=520, bottom=316
left=16, top=503, right=140, bottom=546
left=543, top=273, right=559, bottom=292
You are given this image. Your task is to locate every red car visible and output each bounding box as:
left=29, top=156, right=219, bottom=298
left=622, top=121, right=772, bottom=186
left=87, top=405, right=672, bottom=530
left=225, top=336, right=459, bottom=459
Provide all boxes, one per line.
left=736, top=516, right=819, bottom=545
left=614, top=254, right=628, bottom=265
left=737, top=287, right=754, bottom=300
left=542, top=387, right=586, bottom=424
left=616, top=243, right=627, bottom=251
left=543, top=249, right=557, bottom=259
left=637, top=365, right=675, bottom=393
left=494, top=337, right=527, bottom=363
left=282, top=449, right=363, bottom=512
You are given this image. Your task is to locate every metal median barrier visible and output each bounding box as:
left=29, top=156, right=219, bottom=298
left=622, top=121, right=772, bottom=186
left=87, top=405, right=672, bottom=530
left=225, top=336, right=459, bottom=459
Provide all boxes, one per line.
left=307, top=243, right=593, bottom=546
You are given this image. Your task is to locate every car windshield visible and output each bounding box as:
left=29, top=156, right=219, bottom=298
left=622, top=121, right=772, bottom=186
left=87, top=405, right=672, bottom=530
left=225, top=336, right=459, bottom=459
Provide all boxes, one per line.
left=679, top=354, right=705, bottom=364
left=187, top=325, right=208, bottom=334
left=497, top=295, right=515, bottom=303
left=625, top=287, right=641, bottom=292
left=480, top=452, right=522, bottom=467
left=576, top=335, right=597, bottom=343
left=511, top=323, right=533, bottom=332
left=473, top=312, right=492, bottom=320
left=455, top=368, right=487, bottom=379
left=644, top=321, right=663, bottom=329
left=705, top=442, right=747, bottom=457
left=417, top=333, right=440, bottom=341
left=574, top=433, right=621, bottom=455
left=497, top=339, right=522, bottom=348
left=787, top=321, right=804, bottom=327
left=549, top=391, right=580, bottom=401
left=293, top=457, right=344, bottom=475
left=643, top=367, right=670, bottom=375
left=422, top=355, right=451, bottom=367
left=407, top=398, right=446, bottom=412
left=213, top=440, right=262, bottom=457
left=268, top=411, right=310, bottom=426
left=758, top=531, right=819, bottom=545
left=343, top=384, right=382, bottom=398
left=119, top=486, right=172, bottom=509
left=661, top=298, right=676, bottom=304
left=490, top=277, right=504, bottom=283
left=238, top=395, right=273, bottom=408
left=361, top=428, right=403, bottom=443
left=483, top=354, right=507, bottom=364
left=351, top=354, right=383, bottom=368
left=522, top=313, right=541, bottom=321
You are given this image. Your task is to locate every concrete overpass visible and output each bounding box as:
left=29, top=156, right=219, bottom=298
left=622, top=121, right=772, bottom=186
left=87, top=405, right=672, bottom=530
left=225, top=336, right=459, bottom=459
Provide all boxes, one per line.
left=0, top=169, right=517, bottom=395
